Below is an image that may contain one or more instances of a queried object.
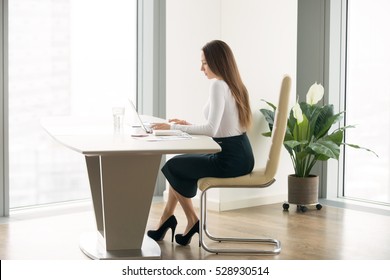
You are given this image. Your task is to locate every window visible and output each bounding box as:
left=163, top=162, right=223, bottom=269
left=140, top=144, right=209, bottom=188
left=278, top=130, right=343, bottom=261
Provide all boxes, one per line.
left=8, top=0, right=137, bottom=208
left=343, top=0, right=390, bottom=204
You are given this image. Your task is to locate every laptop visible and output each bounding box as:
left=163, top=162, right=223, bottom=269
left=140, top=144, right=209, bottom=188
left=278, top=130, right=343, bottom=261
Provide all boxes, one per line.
left=128, top=100, right=153, bottom=134
left=128, top=99, right=186, bottom=137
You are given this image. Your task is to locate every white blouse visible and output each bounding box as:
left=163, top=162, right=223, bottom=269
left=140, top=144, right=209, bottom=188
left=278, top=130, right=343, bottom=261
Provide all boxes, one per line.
left=171, top=79, right=245, bottom=138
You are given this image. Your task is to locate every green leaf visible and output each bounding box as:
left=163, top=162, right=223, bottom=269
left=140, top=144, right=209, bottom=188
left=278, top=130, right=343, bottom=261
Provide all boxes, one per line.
left=293, top=114, right=310, bottom=142
left=286, top=110, right=297, bottom=135
left=296, top=150, right=309, bottom=161
left=309, top=139, right=340, bottom=160
left=284, top=130, right=294, bottom=141
left=299, top=102, right=316, bottom=120
left=284, top=140, right=308, bottom=150
left=344, top=143, right=379, bottom=157
left=259, top=108, right=275, bottom=126
left=259, top=108, right=275, bottom=135
left=261, top=99, right=277, bottom=110
left=316, top=110, right=344, bottom=139
left=325, top=130, right=344, bottom=146
left=313, top=105, right=334, bottom=135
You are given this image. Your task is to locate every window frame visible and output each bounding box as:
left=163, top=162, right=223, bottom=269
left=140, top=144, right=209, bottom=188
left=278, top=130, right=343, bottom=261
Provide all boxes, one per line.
left=325, top=0, right=348, bottom=201
left=1, top=0, right=9, bottom=216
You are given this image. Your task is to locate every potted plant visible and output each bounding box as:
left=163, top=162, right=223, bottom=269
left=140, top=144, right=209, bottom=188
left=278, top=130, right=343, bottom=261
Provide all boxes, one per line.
left=260, top=82, right=376, bottom=212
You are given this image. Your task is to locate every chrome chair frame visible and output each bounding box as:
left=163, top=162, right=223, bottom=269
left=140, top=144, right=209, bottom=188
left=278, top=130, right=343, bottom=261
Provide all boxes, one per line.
left=199, top=183, right=281, bottom=254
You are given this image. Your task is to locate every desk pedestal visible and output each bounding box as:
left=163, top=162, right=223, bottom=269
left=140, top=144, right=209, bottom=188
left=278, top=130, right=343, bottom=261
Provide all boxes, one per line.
left=80, top=232, right=160, bottom=260
left=82, top=154, right=162, bottom=259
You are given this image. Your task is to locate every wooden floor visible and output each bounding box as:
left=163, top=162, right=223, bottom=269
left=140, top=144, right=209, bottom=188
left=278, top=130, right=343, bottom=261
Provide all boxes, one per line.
left=1, top=199, right=390, bottom=260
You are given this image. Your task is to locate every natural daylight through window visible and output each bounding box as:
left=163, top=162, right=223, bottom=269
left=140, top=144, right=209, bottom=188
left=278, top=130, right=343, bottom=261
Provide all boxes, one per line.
left=8, top=0, right=137, bottom=208
left=343, top=0, right=390, bottom=205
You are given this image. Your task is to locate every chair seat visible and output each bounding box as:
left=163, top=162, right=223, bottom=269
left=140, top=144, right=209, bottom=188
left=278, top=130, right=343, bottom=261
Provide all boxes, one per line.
left=198, top=168, right=276, bottom=191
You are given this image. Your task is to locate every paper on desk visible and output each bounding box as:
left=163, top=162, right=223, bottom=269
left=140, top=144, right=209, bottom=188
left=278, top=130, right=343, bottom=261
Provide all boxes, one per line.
left=132, top=132, right=193, bottom=141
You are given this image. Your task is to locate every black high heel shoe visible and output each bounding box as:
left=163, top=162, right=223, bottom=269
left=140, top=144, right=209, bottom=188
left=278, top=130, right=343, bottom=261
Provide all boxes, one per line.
left=175, top=220, right=199, bottom=246
left=147, top=215, right=178, bottom=242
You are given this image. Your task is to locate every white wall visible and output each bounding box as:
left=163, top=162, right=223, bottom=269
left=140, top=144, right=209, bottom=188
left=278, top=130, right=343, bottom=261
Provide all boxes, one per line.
left=166, top=0, right=297, bottom=210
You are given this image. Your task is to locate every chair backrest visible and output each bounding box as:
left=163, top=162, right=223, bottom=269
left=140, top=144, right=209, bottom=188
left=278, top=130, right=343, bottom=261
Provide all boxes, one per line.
left=264, top=75, right=291, bottom=178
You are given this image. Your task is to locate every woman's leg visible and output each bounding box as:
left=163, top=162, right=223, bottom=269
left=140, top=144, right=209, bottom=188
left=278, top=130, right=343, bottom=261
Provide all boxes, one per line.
left=156, top=186, right=197, bottom=234
left=170, top=187, right=199, bottom=235
left=157, top=185, right=179, bottom=227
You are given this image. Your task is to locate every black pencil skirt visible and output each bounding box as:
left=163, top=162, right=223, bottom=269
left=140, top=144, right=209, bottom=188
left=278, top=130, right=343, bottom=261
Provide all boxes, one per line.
left=161, top=133, right=255, bottom=198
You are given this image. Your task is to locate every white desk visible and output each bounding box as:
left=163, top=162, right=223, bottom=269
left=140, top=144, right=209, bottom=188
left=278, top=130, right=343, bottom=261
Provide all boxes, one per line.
left=42, top=116, right=221, bottom=259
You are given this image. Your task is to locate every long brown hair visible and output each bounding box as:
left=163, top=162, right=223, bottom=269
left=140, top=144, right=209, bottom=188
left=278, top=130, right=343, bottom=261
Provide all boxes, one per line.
left=202, top=40, right=252, bottom=129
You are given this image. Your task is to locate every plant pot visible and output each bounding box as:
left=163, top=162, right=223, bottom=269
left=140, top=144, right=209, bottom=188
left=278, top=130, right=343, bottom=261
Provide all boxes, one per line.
left=287, top=174, right=319, bottom=205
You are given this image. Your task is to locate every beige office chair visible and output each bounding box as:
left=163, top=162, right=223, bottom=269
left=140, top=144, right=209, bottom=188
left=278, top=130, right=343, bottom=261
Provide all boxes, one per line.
left=197, top=75, right=291, bottom=254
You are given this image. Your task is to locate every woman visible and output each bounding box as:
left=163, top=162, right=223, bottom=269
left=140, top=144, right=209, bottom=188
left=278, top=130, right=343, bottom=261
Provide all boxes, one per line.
left=148, top=40, right=254, bottom=246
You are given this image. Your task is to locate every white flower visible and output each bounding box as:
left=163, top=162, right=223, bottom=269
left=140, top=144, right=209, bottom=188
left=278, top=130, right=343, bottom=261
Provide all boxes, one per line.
left=293, top=102, right=304, bottom=124
left=306, top=82, right=324, bottom=105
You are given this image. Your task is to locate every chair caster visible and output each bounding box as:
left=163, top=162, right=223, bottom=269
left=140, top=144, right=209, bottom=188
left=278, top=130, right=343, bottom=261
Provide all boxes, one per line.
left=283, top=203, right=322, bottom=212
left=298, top=205, right=308, bottom=212
left=298, top=204, right=322, bottom=212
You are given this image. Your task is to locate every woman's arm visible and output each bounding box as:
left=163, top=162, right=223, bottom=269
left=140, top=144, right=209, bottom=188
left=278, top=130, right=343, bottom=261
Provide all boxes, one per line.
left=151, top=81, right=227, bottom=136
left=170, top=81, right=226, bottom=136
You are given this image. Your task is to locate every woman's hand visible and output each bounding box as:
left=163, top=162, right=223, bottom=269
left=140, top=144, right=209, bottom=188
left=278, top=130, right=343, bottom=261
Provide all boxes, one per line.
left=151, top=123, right=171, bottom=130
left=169, top=119, right=191, bottom=125
left=151, top=119, right=190, bottom=130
